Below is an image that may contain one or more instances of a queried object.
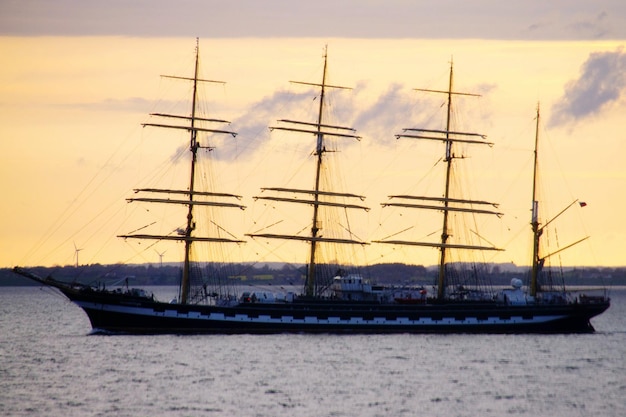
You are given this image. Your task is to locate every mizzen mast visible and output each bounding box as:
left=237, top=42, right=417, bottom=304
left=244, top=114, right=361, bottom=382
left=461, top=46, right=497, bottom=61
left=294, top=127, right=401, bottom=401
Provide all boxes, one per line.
left=247, top=46, right=366, bottom=297
left=118, top=39, right=242, bottom=304
left=530, top=103, right=541, bottom=297
left=528, top=103, right=591, bottom=296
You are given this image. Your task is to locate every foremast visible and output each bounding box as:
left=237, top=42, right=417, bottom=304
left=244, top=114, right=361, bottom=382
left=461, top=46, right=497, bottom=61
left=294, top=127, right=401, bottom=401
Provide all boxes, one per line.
left=247, top=47, right=367, bottom=297
left=118, top=40, right=243, bottom=304
left=376, top=61, right=501, bottom=300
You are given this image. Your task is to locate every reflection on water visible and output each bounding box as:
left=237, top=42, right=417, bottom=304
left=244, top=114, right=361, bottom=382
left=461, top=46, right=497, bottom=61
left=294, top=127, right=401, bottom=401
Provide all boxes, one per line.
left=1, top=286, right=624, bottom=417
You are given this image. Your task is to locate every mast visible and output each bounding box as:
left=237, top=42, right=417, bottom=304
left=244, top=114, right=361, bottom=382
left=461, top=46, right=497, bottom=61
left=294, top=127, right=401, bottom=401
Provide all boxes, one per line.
left=528, top=104, right=590, bottom=295
left=437, top=62, right=456, bottom=300
left=306, top=47, right=329, bottom=297
left=118, top=39, right=241, bottom=305
left=247, top=46, right=366, bottom=297
left=530, top=103, right=541, bottom=297
left=376, top=60, right=500, bottom=300
left=179, top=39, right=202, bottom=304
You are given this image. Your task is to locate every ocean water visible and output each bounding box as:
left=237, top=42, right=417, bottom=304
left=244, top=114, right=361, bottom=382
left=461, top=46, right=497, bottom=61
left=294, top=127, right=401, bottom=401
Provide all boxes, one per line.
left=1, top=286, right=624, bottom=417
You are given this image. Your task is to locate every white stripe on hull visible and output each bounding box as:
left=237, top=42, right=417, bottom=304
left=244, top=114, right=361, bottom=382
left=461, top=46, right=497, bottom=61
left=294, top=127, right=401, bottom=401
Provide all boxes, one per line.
left=75, top=301, right=566, bottom=328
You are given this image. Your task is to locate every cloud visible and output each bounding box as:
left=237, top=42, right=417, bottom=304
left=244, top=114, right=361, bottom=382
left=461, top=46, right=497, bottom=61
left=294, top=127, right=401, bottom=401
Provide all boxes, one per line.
left=525, top=9, right=616, bottom=40
left=3, top=1, right=626, bottom=40
left=206, top=80, right=491, bottom=163
left=352, top=83, right=424, bottom=145
left=566, top=11, right=611, bottom=39
left=208, top=89, right=316, bottom=161
left=550, top=47, right=626, bottom=126
left=231, top=83, right=434, bottom=158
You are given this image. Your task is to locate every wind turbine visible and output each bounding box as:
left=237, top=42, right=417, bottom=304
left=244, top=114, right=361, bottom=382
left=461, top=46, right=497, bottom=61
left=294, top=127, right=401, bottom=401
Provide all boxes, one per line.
left=155, top=249, right=167, bottom=268
left=73, top=242, right=83, bottom=268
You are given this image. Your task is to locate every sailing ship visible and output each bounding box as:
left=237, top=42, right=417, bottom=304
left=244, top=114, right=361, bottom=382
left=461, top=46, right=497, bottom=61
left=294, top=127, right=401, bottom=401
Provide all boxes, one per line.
left=13, top=45, right=610, bottom=334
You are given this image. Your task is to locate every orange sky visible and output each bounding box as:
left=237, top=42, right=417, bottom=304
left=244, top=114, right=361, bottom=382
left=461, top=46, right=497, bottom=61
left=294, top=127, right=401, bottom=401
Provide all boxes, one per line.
left=1, top=37, right=625, bottom=268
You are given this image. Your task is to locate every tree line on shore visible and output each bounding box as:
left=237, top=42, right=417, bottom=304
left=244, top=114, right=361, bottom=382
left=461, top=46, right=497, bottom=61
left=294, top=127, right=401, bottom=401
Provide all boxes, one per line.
left=2, top=262, right=623, bottom=287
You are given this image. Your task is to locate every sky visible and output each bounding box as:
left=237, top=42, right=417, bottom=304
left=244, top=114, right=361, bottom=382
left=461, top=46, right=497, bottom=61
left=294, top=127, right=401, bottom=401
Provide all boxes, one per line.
left=1, top=1, right=625, bottom=269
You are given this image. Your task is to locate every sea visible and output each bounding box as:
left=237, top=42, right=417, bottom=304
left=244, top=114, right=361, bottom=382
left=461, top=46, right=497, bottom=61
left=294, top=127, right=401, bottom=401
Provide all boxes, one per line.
left=1, top=286, right=624, bottom=417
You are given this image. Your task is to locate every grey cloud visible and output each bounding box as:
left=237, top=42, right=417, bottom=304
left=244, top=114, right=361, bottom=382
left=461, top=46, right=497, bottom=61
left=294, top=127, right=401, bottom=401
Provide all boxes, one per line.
left=352, top=83, right=426, bottom=145
left=525, top=9, right=616, bottom=40
left=3, top=0, right=626, bottom=40
left=565, top=12, right=611, bottom=39
left=550, top=47, right=626, bottom=126
left=82, top=81, right=492, bottom=166
left=208, top=89, right=316, bottom=161
left=204, top=83, right=420, bottom=162
left=210, top=80, right=491, bottom=162
left=237, top=83, right=442, bottom=155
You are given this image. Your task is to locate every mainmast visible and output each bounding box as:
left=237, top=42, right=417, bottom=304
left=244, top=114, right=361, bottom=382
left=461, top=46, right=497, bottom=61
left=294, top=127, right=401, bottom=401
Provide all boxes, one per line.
left=376, top=61, right=501, bottom=300
left=118, top=39, right=242, bottom=304
left=247, top=46, right=366, bottom=297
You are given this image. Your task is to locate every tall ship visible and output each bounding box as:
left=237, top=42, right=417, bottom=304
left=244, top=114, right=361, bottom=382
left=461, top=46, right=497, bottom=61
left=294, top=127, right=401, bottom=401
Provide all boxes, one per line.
left=14, top=44, right=610, bottom=334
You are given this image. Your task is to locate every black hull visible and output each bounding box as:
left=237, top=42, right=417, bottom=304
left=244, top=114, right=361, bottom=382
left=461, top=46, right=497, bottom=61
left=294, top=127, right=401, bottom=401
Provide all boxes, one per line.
left=66, top=288, right=608, bottom=335
left=13, top=269, right=609, bottom=335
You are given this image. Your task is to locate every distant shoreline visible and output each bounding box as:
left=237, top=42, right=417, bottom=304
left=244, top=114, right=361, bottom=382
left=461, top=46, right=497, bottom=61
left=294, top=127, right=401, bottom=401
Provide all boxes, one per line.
left=2, top=263, right=623, bottom=286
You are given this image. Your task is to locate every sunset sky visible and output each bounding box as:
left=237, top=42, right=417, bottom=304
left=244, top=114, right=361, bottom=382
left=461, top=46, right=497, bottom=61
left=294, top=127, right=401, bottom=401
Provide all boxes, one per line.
left=1, top=1, right=625, bottom=269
